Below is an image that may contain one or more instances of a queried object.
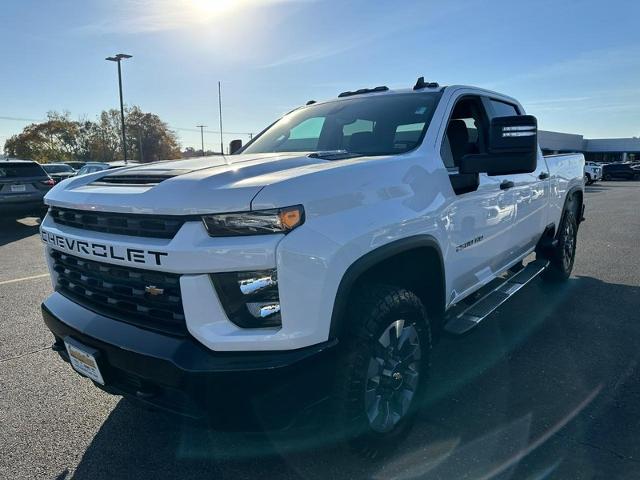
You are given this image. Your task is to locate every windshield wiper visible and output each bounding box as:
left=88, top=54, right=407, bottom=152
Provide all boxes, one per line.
left=308, top=150, right=362, bottom=161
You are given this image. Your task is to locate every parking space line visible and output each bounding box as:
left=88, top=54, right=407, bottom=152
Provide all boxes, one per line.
left=0, top=273, right=49, bottom=286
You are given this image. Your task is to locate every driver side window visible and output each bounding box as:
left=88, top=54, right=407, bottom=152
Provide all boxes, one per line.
left=440, top=96, right=488, bottom=169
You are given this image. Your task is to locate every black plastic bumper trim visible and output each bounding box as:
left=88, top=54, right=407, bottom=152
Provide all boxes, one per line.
left=41, top=292, right=338, bottom=425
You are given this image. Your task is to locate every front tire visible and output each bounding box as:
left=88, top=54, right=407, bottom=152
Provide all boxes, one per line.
left=333, top=285, right=432, bottom=458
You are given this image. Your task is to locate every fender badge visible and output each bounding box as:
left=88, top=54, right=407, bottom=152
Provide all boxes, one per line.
left=145, top=285, right=164, bottom=296
left=456, top=235, right=484, bottom=252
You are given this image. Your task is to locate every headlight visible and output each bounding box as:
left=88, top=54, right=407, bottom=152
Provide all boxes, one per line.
left=202, top=205, right=304, bottom=237
left=211, top=269, right=281, bottom=328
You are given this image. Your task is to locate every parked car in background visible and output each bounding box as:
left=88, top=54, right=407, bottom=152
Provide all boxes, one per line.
left=75, top=161, right=136, bottom=176
left=0, top=159, right=54, bottom=218
left=63, top=161, right=87, bottom=171
left=602, top=162, right=640, bottom=180
left=76, top=162, right=110, bottom=176
left=42, top=163, right=76, bottom=184
left=584, top=162, right=602, bottom=185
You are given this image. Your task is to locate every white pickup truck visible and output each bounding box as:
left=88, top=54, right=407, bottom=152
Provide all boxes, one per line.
left=584, top=161, right=603, bottom=185
left=40, top=79, right=584, bottom=454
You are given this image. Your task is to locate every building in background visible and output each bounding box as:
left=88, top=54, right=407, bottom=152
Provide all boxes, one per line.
left=539, top=131, right=640, bottom=163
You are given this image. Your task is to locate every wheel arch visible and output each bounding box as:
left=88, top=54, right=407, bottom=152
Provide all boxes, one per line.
left=549, top=185, right=584, bottom=241
left=329, top=235, right=446, bottom=341
left=566, top=185, right=584, bottom=225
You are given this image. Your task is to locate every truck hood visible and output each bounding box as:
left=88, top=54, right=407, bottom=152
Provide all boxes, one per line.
left=44, top=153, right=337, bottom=215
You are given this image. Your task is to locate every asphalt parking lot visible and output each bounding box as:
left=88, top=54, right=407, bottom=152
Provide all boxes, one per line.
left=1, top=180, right=640, bottom=480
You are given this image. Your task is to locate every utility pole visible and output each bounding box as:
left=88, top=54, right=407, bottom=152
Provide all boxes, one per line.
left=196, top=125, right=207, bottom=156
left=105, top=53, right=132, bottom=164
left=218, top=81, right=224, bottom=155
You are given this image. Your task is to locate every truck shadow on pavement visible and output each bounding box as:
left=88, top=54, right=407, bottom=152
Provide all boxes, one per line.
left=584, top=184, right=612, bottom=194
left=69, top=275, right=640, bottom=480
left=0, top=217, right=40, bottom=247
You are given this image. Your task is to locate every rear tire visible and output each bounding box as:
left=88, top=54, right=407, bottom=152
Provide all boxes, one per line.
left=543, top=209, right=578, bottom=282
left=333, top=285, right=432, bottom=459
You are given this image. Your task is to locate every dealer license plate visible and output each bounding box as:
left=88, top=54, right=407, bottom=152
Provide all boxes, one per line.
left=64, top=338, right=105, bottom=385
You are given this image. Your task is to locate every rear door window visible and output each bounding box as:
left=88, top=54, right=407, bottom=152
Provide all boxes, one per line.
left=489, top=99, right=520, bottom=118
left=0, top=163, right=46, bottom=178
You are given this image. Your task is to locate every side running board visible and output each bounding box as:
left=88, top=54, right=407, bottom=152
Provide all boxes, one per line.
left=444, top=260, right=549, bottom=335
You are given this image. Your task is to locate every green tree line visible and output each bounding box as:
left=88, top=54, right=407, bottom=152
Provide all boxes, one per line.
left=3, top=106, right=181, bottom=163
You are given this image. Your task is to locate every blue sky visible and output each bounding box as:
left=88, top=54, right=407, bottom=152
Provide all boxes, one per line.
left=1, top=0, right=639, bottom=151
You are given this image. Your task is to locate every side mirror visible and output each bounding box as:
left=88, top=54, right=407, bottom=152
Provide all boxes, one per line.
left=229, top=139, right=243, bottom=154
left=459, top=115, right=537, bottom=176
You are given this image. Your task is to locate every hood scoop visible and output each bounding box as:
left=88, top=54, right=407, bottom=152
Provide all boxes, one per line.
left=92, top=168, right=193, bottom=186
left=308, top=150, right=361, bottom=161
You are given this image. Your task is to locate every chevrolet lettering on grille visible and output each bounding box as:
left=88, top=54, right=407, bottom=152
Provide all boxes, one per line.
left=41, top=229, right=169, bottom=266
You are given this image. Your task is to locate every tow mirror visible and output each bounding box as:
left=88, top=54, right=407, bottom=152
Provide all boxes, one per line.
left=459, top=115, right=537, bottom=176
left=229, top=139, right=243, bottom=154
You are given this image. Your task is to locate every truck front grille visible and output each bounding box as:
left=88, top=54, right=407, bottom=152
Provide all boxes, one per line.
left=49, top=207, right=188, bottom=239
left=51, top=250, right=186, bottom=336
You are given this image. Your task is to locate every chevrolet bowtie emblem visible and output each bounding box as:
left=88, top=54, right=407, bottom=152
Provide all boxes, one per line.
left=145, top=285, right=164, bottom=296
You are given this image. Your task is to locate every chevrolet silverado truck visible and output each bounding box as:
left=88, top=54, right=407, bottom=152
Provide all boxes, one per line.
left=40, top=78, right=585, bottom=454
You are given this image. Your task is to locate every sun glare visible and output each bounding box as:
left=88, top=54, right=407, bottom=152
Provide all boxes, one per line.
left=186, top=0, right=242, bottom=19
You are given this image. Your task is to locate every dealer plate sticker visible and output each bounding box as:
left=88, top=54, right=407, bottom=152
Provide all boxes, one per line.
left=64, top=339, right=105, bottom=385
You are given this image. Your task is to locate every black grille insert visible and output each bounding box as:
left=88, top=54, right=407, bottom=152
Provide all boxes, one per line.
left=49, top=207, right=188, bottom=239
left=51, top=250, right=186, bottom=335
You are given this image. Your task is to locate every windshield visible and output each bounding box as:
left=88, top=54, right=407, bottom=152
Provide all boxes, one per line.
left=242, top=92, right=441, bottom=156
left=43, top=164, right=73, bottom=173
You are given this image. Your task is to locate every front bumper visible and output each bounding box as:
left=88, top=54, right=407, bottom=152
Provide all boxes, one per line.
left=42, top=292, right=338, bottom=429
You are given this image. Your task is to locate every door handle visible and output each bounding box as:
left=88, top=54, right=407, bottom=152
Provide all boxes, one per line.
left=538, top=172, right=549, bottom=180
left=500, top=180, right=514, bottom=190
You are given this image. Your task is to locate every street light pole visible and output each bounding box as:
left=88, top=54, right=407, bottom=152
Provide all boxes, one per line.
left=106, top=53, right=132, bottom=164
left=218, top=81, right=224, bottom=155
left=196, top=125, right=207, bottom=156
